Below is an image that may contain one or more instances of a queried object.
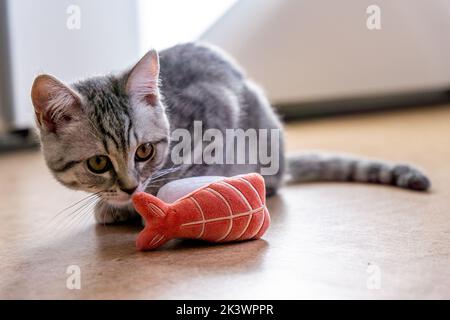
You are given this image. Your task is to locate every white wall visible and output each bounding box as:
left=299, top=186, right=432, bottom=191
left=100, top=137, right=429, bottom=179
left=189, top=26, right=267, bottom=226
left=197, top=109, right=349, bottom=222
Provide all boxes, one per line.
left=6, top=0, right=450, bottom=129
left=201, top=0, right=450, bottom=104
left=6, top=0, right=140, bottom=129
left=137, top=0, right=237, bottom=53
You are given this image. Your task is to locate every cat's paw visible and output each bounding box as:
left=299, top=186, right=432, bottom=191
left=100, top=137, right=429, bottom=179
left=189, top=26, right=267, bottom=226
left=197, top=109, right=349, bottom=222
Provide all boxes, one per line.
left=94, top=201, right=137, bottom=224
left=393, top=165, right=431, bottom=191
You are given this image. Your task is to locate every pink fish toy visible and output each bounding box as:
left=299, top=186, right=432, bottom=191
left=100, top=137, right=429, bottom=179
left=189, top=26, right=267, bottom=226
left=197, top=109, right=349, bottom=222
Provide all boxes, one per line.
left=132, top=173, right=270, bottom=251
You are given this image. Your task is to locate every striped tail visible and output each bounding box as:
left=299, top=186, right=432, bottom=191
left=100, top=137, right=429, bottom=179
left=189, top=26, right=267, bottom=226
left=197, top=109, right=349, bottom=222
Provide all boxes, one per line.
left=132, top=192, right=170, bottom=251
left=287, top=152, right=431, bottom=191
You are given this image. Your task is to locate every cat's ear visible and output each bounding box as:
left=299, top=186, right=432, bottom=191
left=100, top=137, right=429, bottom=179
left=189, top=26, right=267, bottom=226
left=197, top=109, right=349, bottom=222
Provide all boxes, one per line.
left=31, top=74, right=82, bottom=133
left=126, top=49, right=160, bottom=106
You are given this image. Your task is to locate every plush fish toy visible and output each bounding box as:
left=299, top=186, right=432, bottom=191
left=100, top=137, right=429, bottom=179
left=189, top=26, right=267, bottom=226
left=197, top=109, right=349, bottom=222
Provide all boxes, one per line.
left=132, top=173, right=270, bottom=251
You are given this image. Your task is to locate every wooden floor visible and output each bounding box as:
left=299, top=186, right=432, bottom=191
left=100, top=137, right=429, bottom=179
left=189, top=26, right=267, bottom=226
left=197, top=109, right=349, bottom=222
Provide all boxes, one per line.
left=1, top=106, right=449, bottom=299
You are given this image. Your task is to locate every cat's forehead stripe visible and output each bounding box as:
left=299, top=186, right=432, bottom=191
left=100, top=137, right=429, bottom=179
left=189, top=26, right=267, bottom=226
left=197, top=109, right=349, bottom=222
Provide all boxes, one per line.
left=94, top=109, right=120, bottom=152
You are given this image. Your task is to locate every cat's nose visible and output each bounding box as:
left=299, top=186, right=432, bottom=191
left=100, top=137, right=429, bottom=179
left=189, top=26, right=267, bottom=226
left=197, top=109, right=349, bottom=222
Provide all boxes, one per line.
left=120, top=186, right=138, bottom=195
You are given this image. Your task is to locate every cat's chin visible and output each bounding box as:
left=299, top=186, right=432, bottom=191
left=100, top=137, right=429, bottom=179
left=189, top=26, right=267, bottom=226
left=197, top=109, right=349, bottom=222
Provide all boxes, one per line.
left=103, top=198, right=132, bottom=208
left=100, top=190, right=138, bottom=208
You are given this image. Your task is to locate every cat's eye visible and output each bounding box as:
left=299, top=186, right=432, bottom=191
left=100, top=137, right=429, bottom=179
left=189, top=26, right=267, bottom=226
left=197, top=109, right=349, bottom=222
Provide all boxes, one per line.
left=135, top=143, right=155, bottom=162
left=86, top=155, right=112, bottom=174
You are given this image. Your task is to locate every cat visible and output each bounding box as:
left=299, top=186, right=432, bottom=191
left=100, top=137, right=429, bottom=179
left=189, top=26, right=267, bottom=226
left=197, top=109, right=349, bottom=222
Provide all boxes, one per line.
left=30, top=43, right=430, bottom=224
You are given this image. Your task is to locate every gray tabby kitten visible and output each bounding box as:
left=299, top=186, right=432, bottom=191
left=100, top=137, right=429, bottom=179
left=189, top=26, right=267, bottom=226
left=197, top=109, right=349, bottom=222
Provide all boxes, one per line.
left=31, top=43, right=430, bottom=224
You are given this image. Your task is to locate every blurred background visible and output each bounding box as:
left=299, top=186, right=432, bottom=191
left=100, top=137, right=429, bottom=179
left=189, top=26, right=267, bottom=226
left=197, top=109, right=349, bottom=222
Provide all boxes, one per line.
left=1, top=0, right=450, bottom=150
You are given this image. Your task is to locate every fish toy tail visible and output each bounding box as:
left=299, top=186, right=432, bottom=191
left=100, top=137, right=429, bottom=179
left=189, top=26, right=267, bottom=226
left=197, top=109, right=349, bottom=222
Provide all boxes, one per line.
left=132, top=192, right=171, bottom=251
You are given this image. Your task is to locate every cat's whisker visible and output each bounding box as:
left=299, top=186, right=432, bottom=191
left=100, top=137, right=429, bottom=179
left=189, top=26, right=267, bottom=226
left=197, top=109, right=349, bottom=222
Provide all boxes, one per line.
left=59, top=199, right=96, bottom=234
left=139, top=165, right=185, bottom=192
left=52, top=196, right=99, bottom=235
left=149, top=165, right=183, bottom=182
left=154, top=164, right=181, bottom=176
left=51, top=195, right=98, bottom=228
left=71, top=198, right=98, bottom=232
left=76, top=201, right=96, bottom=231
left=59, top=203, right=98, bottom=236
left=102, top=204, right=109, bottom=227
left=149, top=176, right=179, bottom=184
left=52, top=198, right=96, bottom=232
left=49, top=191, right=101, bottom=222
left=38, top=193, right=99, bottom=237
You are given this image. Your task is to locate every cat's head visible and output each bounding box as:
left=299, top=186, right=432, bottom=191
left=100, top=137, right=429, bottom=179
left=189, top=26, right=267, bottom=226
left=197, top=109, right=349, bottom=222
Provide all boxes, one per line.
left=31, top=50, right=170, bottom=206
